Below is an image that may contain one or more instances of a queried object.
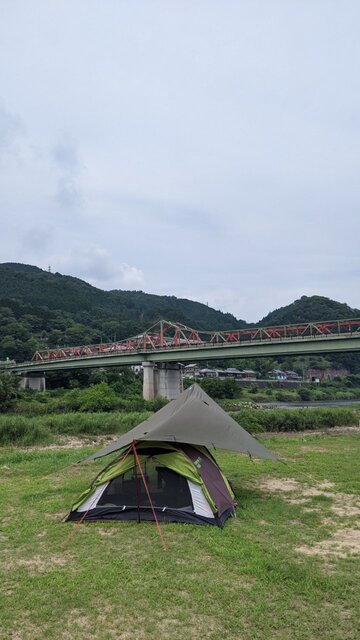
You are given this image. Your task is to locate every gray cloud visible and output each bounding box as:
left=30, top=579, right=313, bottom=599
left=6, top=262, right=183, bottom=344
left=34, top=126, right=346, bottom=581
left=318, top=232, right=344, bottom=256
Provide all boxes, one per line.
left=51, top=136, right=79, bottom=171
left=50, top=135, right=82, bottom=208
left=55, top=246, right=144, bottom=290
left=55, top=175, right=81, bottom=208
left=0, top=104, right=24, bottom=159
left=20, top=225, right=55, bottom=254
left=0, top=1, right=359, bottom=321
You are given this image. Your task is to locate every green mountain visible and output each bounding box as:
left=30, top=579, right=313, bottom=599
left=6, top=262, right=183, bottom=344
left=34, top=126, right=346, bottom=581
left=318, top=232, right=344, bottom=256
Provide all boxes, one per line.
left=256, top=296, right=360, bottom=375
left=0, top=263, right=359, bottom=372
left=0, top=263, right=245, bottom=361
left=259, top=295, right=360, bottom=326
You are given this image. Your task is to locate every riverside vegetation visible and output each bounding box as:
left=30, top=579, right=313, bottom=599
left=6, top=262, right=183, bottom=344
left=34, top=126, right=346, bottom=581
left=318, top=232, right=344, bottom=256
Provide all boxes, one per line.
left=0, top=371, right=359, bottom=447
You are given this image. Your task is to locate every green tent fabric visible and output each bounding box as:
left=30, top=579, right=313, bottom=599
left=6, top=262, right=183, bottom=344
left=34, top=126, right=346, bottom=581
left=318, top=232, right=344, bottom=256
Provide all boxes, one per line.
left=72, top=446, right=217, bottom=513
left=85, top=383, right=277, bottom=462
left=67, top=440, right=238, bottom=526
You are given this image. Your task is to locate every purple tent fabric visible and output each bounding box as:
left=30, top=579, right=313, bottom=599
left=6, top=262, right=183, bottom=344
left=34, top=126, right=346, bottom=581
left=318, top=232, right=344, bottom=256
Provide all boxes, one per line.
left=180, top=444, right=234, bottom=517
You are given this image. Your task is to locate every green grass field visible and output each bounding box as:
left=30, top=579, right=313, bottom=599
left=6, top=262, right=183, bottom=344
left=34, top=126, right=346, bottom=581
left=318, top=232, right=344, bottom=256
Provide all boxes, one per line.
left=1, top=433, right=359, bottom=639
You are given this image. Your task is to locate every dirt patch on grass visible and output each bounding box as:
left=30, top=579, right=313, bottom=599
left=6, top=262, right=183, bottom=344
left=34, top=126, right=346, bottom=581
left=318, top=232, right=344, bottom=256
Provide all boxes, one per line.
left=299, top=446, right=329, bottom=453
left=296, top=528, right=360, bottom=558
left=331, top=502, right=360, bottom=517
left=64, top=609, right=93, bottom=631
left=5, top=621, right=43, bottom=640
left=257, top=477, right=360, bottom=517
left=154, top=610, right=222, bottom=640
left=15, top=435, right=120, bottom=451
left=96, top=527, right=116, bottom=537
left=259, top=478, right=301, bottom=492
left=3, top=553, right=73, bottom=576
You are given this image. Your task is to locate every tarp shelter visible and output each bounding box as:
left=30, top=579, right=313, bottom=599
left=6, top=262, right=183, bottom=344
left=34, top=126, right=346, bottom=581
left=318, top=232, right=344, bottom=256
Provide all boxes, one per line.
left=66, top=384, right=277, bottom=527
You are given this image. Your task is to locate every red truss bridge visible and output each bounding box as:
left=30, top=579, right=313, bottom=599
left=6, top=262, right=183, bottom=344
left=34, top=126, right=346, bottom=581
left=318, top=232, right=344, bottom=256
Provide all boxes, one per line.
left=4, top=317, right=359, bottom=397
left=23, top=317, right=360, bottom=368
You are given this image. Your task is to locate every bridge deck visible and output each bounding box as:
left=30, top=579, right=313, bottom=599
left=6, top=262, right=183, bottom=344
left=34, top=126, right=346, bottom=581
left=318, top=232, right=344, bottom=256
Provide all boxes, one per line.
left=4, top=329, right=360, bottom=373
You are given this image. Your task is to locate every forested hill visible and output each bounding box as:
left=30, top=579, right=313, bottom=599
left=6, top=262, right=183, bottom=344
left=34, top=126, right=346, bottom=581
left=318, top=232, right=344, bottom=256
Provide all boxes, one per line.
left=0, top=263, right=359, bottom=363
left=0, top=263, right=244, bottom=361
left=259, top=295, right=360, bottom=326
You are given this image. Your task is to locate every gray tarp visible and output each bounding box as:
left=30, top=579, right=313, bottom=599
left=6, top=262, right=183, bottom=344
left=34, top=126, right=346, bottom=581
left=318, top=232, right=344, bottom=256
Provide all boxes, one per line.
left=85, top=384, right=277, bottom=462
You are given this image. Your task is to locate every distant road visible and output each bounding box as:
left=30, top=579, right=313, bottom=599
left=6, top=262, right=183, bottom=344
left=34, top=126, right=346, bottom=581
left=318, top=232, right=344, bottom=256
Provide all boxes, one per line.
left=259, top=399, right=360, bottom=409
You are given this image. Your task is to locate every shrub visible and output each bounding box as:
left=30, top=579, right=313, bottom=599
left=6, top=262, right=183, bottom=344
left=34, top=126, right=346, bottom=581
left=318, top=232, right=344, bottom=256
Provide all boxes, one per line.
left=199, top=377, right=240, bottom=399
left=298, top=387, right=312, bottom=401
left=249, top=394, right=271, bottom=403
left=78, top=382, right=118, bottom=412
left=147, top=396, right=169, bottom=412
left=0, top=373, right=20, bottom=411
left=274, top=391, right=299, bottom=402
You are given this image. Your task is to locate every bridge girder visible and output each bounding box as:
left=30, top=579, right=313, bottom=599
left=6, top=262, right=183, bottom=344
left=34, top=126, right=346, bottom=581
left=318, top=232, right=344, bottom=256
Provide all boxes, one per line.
left=5, top=334, right=360, bottom=374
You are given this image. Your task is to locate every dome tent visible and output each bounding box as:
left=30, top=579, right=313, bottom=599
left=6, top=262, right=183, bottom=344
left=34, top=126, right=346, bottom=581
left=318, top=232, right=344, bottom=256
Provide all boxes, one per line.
left=67, top=441, right=236, bottom=526
left=66, top=384, right=277, bottom=527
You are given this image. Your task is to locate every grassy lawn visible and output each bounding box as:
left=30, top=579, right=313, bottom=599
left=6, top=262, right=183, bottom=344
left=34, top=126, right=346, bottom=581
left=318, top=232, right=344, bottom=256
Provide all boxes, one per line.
left=0, top=433, right=359, bottom=640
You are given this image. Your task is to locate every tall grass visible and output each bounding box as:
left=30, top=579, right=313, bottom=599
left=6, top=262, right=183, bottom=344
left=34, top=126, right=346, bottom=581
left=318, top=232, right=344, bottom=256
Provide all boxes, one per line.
left=13, top=389, right=168, bottom=416
left=229, top=407, right=359, bottom=433
left=0, top=411, right=151, bottom=446
left=0, top=406, right=358, bottom=446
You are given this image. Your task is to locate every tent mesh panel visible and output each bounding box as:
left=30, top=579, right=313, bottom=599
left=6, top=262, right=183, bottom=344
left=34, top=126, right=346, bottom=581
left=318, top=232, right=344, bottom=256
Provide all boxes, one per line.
left=97, top=458, right=193, bottom=510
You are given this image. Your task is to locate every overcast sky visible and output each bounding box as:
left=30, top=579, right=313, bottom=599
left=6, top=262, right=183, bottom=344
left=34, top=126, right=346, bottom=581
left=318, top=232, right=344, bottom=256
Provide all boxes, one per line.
left=0, top=1, right=359, bottom=322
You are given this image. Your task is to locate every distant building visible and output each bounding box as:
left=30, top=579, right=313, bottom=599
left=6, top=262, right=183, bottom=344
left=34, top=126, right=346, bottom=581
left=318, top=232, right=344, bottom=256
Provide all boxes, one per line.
left=199, top=368, right=219, bottom=378
left=220, top=368, right=243, bottom=379
left=184, top=365, right=258, bottom=381
left=267, top=369, right=287, bottom=380
left=183, top=363, right=200, bottom=378
left=239, top=369, right=257, bottom=380
left=285, top=370, right=302, bottom=381
left=305, top=367, right=350, bottom=381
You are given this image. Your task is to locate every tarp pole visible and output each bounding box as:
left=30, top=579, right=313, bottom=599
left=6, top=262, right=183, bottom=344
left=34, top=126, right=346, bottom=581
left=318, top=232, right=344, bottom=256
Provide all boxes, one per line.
left=133, top=446, right=141, bottom=524
left=131, top=440, right=167, bottom=551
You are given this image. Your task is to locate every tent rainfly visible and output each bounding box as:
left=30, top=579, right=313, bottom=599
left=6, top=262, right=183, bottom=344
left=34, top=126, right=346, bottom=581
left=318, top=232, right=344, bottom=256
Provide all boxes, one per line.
left=66, top=384, right=277, bottom=527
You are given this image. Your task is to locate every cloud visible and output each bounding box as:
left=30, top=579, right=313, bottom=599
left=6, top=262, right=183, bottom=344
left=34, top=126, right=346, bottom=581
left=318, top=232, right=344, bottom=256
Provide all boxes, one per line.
left=0, top=104, right=24, bottom=160
left=56, top=175, right=81, bottom=208
left=20, top=224, right=55, bottom=254
left=50, top=134, right=82, bottom=208
left=116, top=264, right=144, bottom=288
left=55, top=246, right=145, bottom=290
left=51, top=136, right=79, bottom=171
left=0, top=2, right=359, bottom=322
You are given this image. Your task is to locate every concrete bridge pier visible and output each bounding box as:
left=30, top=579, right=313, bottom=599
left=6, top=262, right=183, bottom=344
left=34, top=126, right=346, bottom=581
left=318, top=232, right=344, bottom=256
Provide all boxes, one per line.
left=155, top=363, right=183, bottom=400
left=142, top=362, right=182, bottom=401
left=20, top=372, right=46, bottom=391
left=142, top=362, right=156, bottom=401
